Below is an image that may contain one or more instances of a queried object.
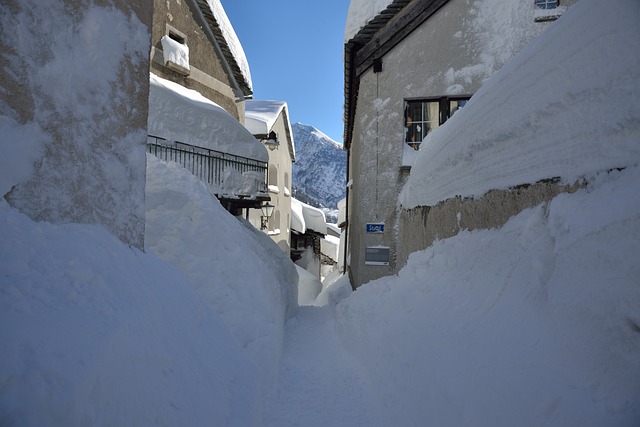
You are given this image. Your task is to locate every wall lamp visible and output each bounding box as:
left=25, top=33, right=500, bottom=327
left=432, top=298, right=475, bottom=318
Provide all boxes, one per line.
left=262, top=131, right=279, bottom=150
left=260, top=202, right=275, bottom=230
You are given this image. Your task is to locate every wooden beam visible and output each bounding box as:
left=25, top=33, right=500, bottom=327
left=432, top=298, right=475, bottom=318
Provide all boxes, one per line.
left=355, top=0, right=449, bottom=77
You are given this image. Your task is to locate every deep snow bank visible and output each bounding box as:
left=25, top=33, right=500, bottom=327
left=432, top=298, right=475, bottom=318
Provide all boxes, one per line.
left=337, top=165, right=640, bottom=426
left=0, top=199, right=261, bottom=426
left=145, top=155, right=298, bottom=391
left=399, top=0, right=640, bottom=209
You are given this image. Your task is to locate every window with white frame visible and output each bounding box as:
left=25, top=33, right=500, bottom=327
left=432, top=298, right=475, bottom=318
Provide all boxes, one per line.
left=535, top=0, right=558, bottom=9
left=404, top=96, right=470, bottom=150
left=534, top=0, right=565, bottom=21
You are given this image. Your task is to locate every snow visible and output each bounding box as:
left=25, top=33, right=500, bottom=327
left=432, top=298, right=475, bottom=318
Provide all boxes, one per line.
left=205, top=0, right=252, bottom=91
left=245, top=100, right=289, bottom=136
left=160, top=35, right=189, bottom=71
left=344, top=0, right=394, bottom=42
left=290, top=197, right=328, bottom=235
left=534, top=4, right=567, bottom=21
left=145, top=155, right=298, bottom=391
left=321, top=234, right=340, bottom=262
left=337, top=197, right=346, bottom=224
left=2, top=0, right=640, bottom=424
left=4, top=157, right=638, bottom=425
left=148, top=73, right=268, bottom=162
left=295, top=265, right=322, bottom=306
left=335, top=165, right=640, bottom=426
left=326, top=222, right=341, bottom=237
left=268, top=184, right=280, bottom=194
left=0, top=197, right=262, bottom=426
left=399, top=0, right=640, bottom=209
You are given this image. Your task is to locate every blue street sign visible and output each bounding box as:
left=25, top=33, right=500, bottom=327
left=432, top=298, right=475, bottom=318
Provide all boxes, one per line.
left=366, top=223, right=385, bottom=233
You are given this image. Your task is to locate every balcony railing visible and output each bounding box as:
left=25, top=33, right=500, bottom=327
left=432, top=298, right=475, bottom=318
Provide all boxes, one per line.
left=147, top=135, right=268, bottom=198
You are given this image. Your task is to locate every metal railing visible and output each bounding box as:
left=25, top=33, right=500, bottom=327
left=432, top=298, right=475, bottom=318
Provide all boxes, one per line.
left=147, top=135, right=268, bottom=197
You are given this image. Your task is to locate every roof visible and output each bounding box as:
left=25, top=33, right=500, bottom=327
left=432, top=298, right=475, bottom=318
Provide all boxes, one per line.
left=291, top=198, right=327, bottom=235
left=193, top=0, right=252, bottom=97
left=343, top=0, right=449, bottom=148
left=245, top=100, right=296, bottom=162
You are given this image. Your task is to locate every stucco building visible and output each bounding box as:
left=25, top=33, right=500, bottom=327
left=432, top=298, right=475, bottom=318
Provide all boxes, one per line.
left=147, top=0, right=269, bottom=213
left=244, top=100, right=296, bottom=255
left=343, top=0, right=578, bottom=288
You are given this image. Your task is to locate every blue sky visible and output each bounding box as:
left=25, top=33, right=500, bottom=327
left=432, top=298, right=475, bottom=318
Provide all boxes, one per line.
left=222, top=0, right=351, bottom=145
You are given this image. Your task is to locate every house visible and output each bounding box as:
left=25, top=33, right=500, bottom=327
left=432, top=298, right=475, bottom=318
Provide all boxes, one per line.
left=343, top=0, right=578, bottom=288
left=1, top=0, right=153, bottom=249
left=290, top=198, right=327, bottom=278
left=320, top=223, right=342, bottom=277
left=244, top=100, right=296, bottom=255
left=147, top=0, right=269, bottom=214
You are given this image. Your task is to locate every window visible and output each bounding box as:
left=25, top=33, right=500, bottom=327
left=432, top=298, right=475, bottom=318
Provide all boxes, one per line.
left=534, top=0, right=564, bottom=21
left=404, top=96, right=470, bottom=150
left=365, top=246, right=390, bottom=266
left=535, top=0, right=558, bottom=9
left=268, top=164, right=278, bottom=186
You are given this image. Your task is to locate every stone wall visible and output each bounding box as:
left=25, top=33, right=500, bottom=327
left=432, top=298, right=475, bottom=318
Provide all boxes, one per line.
left=396, top=180, right=585, bottom=270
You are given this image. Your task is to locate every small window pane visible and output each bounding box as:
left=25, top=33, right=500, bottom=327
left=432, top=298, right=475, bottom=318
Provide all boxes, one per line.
left=535, top=0, right=558, bottom=9
left=449, top=99, right=468, bottom=116
left=405, top=101, right=440, bottom=149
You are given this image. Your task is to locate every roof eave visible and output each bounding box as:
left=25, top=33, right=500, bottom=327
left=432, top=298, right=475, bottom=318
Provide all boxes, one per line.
left=343, top=0, right=450, bottom=149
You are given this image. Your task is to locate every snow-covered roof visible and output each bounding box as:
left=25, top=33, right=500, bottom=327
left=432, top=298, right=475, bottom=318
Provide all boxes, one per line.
left=326, top=223, right=341, bottom=238
left=321, top=236, right=340, bottom=262
left=291, top=198, right=327, bottom=235
left=344, top=0, right=398, bottom=43
left=337, top=198, right=347, bottom=226
left=245, top=100, right=286, bottom=134
left=148, top=73, right=267, bottom=162
left=194, top=0, right=252, bottom=95
left=399, top=0, right=640, bottom=209
left=245, top=100, right=296, bottom=161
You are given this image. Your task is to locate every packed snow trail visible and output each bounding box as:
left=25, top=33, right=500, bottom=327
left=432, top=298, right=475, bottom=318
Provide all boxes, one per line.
left=263, top=305, right=382, bottom=427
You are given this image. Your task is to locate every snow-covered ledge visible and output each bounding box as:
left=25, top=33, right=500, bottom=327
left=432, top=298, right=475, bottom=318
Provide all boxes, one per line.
left=283, top=187, right=291, bottom=197
left=268, top=185, right=280, bottom=194
left=160, top=35, right=190, bottom=75
left=534, top=5, right=566, bottom=22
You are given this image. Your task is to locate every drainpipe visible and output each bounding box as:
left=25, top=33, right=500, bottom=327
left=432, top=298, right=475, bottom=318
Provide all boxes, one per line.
left=343, top=148, right=350, bottom=275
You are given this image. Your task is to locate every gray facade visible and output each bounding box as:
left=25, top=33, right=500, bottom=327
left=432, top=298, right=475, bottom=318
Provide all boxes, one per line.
left=344, top=0, right=577, bottom=287
left=1, top=0, right=153, bottom=249
left=150, top=0, right=250, bottom=120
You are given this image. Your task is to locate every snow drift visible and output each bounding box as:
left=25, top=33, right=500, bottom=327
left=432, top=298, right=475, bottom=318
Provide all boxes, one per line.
left=338, top=165, right=640, bottom=426
left=399, top=0, right=640, bottom=209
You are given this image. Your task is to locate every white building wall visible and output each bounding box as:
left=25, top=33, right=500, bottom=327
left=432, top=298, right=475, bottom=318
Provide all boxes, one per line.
left=247, top=112, right=294, bottom=255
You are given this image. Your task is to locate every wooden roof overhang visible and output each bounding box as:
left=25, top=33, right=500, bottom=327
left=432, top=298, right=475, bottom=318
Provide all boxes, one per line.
left=343, top=0, right=450, bottom=149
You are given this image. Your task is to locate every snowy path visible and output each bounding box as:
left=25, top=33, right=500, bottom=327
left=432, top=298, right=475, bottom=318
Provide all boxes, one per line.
left=263, top=305, right=382, bottom=427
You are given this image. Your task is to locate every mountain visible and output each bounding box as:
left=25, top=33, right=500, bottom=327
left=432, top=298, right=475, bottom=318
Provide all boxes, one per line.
left=291, top=123, right=346, bottom=212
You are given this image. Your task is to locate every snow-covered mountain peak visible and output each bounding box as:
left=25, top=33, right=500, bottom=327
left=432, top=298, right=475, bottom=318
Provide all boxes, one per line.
left=294, top=122, right=343, bottom=150
left=292, top=123, right=346, bottom=211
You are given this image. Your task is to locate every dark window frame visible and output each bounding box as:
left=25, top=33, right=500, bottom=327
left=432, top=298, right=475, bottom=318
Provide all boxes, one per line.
left=404, top=95, right=472, bottom=149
